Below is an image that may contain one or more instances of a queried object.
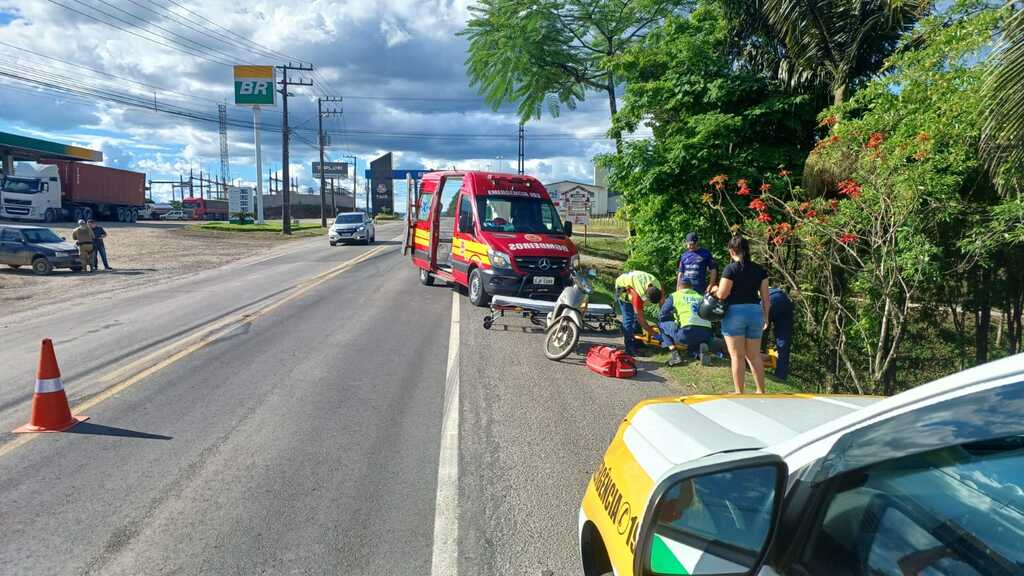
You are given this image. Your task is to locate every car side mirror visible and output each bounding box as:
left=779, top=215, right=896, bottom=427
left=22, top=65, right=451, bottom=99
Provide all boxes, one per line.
left=637, top=454, right=786, bottom=576
left=61, top=236, right=66, bottom=241
left=564, top=221, right=573, bottom=237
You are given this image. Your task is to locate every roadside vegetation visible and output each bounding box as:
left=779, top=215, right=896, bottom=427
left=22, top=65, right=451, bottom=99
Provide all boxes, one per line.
left=191, top=221, right=326, bottom=237
left=470, top=0, right=1024, bottom=396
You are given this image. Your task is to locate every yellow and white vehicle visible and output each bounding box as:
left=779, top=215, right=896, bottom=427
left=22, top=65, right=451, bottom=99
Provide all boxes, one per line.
left=579, top=354, right=1024, bottom=576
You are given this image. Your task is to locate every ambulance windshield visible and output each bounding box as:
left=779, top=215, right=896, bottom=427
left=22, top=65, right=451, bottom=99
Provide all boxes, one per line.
left=477, top=196, right=564, bottom=234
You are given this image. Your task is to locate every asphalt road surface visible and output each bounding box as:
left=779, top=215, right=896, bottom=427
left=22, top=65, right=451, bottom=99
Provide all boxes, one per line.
left=0, top=221, right=678, bottom=576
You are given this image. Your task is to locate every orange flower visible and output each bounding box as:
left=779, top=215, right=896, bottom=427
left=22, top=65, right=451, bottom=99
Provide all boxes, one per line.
left=772, top=235, right=786, bottom=246
left=736, top=179, right=752, bottom=196
left=759, top=182, right=771, bottom=193
left=806, top=210, right=817, bottom=219
left=838, top=232, right=857, bottom=245
left=776, top=222, right=792, bottom=234
left=799, top=201, right=812, bottom=212
left=778, top=167, right=791, bottom=178
left=915, top=132, right=931, bottom=143
left=837, top=179, right=862, bottom=199
left=749, top=198, right=767, bottom=211
left=913, top=150, right=927, bottom=161
left=866, top=132, right=884, bottom=149
left=818, top=115, right=838, bottom=128
left=755, top=212, right=772, bottom=223
left=829, top=199, right=840, bottom=210
left=709, top=174, right=728, bottom=191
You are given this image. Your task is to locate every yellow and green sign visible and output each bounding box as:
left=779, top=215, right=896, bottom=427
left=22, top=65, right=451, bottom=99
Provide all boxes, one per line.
left=233, top=66, right=276, bottom=106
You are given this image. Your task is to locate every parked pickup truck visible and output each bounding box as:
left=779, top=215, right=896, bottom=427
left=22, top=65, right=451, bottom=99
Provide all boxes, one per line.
left=579, top=354, right=1024, bottom=576
left=0, top=224, right=81, bottom=274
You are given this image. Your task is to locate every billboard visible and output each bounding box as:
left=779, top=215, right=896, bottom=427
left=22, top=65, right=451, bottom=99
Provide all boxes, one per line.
left=370, top=153, right=393, bottom=214
left=234, top=66, right=276, bottom=106
left=313, top=161, right=348, bottom=179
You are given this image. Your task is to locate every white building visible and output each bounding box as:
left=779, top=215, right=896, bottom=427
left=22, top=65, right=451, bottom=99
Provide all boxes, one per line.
left=543, top=180, right=611, bottom=217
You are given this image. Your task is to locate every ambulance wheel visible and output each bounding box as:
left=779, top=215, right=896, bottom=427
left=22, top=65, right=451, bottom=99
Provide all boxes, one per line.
left=420, top=268, right=434, bottom=286
left=468, top=268, right=490, bottom=307
left=544, top=317, right=579, bottom=361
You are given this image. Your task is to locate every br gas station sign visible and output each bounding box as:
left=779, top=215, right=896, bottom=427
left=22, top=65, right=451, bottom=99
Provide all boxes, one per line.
left=233, top=66, right=276, bottom=106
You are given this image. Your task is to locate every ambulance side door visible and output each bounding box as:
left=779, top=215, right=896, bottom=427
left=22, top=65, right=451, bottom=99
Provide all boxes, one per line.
left=452, top=192, right=480, bottom=283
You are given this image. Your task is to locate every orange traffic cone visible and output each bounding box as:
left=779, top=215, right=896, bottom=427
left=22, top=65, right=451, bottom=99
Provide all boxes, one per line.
left=13, top=339, right=88, bottom=433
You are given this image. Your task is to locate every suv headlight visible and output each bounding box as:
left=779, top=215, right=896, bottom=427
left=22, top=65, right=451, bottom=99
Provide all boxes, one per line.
left=570, top=254, right=580, bottom=270
left=357, top=225, right=366, bottom=231
left=488, top=248, right=512, bottom=269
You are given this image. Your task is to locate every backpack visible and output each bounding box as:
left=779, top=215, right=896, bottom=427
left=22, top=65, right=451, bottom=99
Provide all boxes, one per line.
left=586, top=345, right=637, bottom=379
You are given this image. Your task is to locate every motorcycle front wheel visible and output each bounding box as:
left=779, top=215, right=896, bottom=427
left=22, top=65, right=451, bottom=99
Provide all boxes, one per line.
left=544, top=317, right=580, bottom=361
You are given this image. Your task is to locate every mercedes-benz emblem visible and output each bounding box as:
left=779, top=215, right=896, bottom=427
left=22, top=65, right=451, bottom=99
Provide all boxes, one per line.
left=538, top=258, right=551, bottom=271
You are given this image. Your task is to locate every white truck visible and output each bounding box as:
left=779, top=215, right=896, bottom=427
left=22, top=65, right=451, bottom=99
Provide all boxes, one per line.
left=0, top=160, right=145, bottom=222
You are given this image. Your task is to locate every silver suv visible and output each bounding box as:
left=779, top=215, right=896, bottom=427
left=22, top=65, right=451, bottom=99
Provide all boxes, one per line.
left=329, top=212, right=375, bottom=245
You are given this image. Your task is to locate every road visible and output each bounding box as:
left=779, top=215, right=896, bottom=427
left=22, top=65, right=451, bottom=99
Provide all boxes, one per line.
left=0, top=221, right=677, bottom=576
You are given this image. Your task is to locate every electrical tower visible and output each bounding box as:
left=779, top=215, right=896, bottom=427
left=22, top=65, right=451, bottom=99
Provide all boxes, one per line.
left=218, top=103, right=230, bottom=183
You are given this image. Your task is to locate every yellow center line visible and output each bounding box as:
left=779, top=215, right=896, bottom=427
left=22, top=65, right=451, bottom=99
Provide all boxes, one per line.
left=0, top=243, right=397, bottom=459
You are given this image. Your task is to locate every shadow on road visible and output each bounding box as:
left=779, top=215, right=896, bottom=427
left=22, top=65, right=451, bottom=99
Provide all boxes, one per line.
left=66, top=422, right=172, bottom=440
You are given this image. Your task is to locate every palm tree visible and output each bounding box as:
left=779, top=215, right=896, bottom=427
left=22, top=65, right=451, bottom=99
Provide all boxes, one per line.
left=981, top=7, right=1024, bottom=197
left=726, top=0, right=930, bottom=105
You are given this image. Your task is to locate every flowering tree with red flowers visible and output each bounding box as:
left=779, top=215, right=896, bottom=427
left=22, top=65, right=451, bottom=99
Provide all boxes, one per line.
left=707, top=5, right=1016, bottom=393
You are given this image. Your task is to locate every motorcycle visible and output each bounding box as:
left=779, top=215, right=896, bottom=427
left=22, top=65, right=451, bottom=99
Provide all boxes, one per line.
left=543, top=267, right=596, bottom=360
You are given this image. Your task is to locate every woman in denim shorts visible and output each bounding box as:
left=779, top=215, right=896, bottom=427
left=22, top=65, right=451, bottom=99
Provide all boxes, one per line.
left=709, top=236, right=770, bottom=393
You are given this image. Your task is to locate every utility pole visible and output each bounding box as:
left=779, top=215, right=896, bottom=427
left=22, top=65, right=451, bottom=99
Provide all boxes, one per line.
left=278, top=62, right=314, bottom=235
left=518, top=123, right=525, bottom=175
left=317, top=96, right=343, bottom=227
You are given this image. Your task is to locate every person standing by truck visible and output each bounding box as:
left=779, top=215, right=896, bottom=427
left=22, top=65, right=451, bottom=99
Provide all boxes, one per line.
left=614, top=270, right=663, bottom=357
left=72, top=219, right=95, bottom=273
left=87, top=219, right=111, bottom=270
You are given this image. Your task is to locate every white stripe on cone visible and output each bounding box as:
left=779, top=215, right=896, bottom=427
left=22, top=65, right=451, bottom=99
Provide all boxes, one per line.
left=35, top=377, right=64, bottom=394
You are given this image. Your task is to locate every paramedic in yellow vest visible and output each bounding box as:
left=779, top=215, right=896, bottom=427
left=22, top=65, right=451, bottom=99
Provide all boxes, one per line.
left=614, top=270, right=663, bottom=356
left=659, top=278, right=716, bottom=366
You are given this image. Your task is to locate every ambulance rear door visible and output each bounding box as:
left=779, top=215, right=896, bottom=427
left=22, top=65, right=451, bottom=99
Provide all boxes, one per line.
left=411, top=177, right=438, bottom=271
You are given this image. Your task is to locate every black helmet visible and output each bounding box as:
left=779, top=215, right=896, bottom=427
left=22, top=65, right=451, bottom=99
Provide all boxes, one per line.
left=698, top=294, right=728, bottom=321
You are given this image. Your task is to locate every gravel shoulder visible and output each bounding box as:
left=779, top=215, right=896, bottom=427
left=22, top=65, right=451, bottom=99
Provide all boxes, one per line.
left=0, top=221, right=312, bottom=313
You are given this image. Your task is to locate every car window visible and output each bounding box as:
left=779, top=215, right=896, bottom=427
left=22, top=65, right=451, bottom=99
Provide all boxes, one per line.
left=798, top=436, right=1024, bottom=576
left=0, top=229, right=22, bottom=242
left=417, top=192, right=433, bottom=222
left=458, top=194, right=475, bottom=234
left=22, top=229, right=63, bottom=243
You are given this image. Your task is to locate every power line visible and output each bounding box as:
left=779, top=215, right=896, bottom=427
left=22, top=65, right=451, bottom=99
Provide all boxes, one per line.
left=160, top=0, right=306, bottom=64
left=0, top=40, right=222, bottom=105
left=43, top=0, right=235, bottom=67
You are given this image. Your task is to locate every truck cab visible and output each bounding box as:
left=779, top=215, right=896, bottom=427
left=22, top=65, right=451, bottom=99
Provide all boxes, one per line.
left=0, top=163, right=62, bottom=221
left=579, top=354, right=1024, bottom=576
left=410, top=171, right=579, bottom=306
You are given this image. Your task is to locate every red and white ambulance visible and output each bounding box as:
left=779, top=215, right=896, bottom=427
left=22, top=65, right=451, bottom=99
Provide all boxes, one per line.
left=408, top=171, right=579, bottom=306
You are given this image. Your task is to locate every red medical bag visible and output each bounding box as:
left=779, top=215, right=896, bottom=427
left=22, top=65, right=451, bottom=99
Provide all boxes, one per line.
left=586, top=345, right=637, bottom=379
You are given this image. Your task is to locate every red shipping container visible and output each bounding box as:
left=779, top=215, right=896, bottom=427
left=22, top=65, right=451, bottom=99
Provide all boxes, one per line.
left=586, top=346, right=636, bottom=379
left=39, top=159, right=145, bottom=207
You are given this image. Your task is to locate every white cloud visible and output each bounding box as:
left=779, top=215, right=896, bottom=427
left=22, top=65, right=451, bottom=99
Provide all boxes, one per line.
left=0, top=0, right=615, bottom=196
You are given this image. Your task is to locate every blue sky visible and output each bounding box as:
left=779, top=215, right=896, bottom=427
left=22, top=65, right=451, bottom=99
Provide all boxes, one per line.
left=0, top=1, right=618, bottom=208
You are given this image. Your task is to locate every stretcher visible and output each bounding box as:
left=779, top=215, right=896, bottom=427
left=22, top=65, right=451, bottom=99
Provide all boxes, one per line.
left=482, top=295, right=618, bottom=332
left=634, top=326, right=778, bottom=369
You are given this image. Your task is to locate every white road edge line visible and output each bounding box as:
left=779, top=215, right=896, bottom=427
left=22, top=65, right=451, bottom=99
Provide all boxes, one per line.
left=431, top=290, right=461, bottom=576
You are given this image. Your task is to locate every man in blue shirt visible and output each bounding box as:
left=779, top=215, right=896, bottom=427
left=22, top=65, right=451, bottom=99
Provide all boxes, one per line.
left=677, top=232, right=718, bottom=295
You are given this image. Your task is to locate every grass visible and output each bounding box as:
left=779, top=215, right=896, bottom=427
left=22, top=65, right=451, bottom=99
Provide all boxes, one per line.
left=190, top=221, right=326, bottom=237
left=577, top=235, right=629, bottom=261
left=586, top=217, right=629, bottom=236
